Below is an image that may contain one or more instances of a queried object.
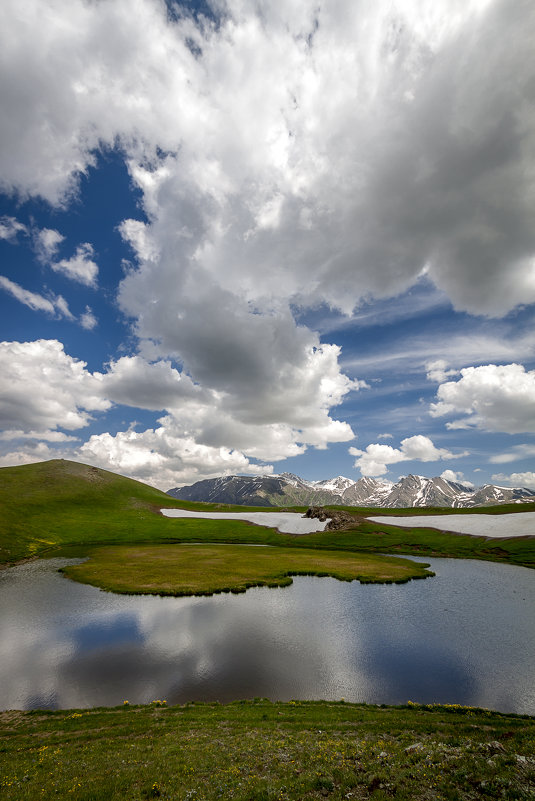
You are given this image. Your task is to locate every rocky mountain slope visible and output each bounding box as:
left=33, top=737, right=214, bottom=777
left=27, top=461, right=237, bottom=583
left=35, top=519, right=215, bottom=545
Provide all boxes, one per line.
left=167, top=472, right=535, bottom=508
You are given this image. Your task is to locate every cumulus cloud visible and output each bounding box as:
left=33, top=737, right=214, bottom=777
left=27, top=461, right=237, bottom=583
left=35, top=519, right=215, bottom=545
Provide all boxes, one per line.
left=80, top=306, right=97, bottom=330
left=0, top=340, right=109, bottom=436
left=0, top=343, right=204, bottom=441
left=79, top=426, right=275, bottom=490
left=0, top=216, right=27, bottom=242
left=491, top=472, right=535, bottom=490
left=430, top=364, right=535, bottom=433
left=0, top=340, right=357, bottom=486
left=0, top=276, right=74, bottom=319
left=0, top=442, right=59, bottom=468
left=1, top=0, right=535, bottom=484
left=0, top=0, right=534, bottom=315
left=99, top=355, right=205, bottom=411
left=349, top=434, right=465, bottom=477
left=51, top=242, right=98, bottom=286
left=33, top=227, right=64, bottom=263
left=440, top=469, right=473, bottom=487
left=426, top=360, right=460, bottom=383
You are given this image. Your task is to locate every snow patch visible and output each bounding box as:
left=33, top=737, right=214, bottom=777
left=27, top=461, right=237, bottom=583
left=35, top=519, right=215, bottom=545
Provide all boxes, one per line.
left=368, top=512, right=535, bottom=539
left=161, top=508, right=328, bottom=534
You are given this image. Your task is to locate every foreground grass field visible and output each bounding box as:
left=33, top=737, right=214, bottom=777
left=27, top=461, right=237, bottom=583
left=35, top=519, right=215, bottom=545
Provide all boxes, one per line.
left=1, top=700, right=534, bottom=800
left=61, top=543, right=433, bottom=595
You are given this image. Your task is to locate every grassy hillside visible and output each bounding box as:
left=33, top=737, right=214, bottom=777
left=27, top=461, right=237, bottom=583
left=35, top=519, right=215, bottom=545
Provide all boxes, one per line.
left=0, top=459, right=241, bottom=563
left=1, top=700, right=534, bottom=800
left=1, top=459, right=534, bottom=570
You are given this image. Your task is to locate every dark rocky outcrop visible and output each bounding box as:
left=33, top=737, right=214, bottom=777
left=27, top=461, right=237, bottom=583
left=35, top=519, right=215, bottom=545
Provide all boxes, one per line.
left=304, top=506, right=363, bottom=530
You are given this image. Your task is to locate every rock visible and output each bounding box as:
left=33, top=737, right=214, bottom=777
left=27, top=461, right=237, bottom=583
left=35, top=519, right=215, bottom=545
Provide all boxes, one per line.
left=483, top=741, right=506, bottom=753
left=304, top=506, right=363, bottom=530
left=404, top=742, right=424, bottom=753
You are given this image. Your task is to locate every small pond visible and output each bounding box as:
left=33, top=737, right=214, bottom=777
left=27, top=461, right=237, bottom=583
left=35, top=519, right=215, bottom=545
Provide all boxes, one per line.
left=1, top=555, right=534, bottom=713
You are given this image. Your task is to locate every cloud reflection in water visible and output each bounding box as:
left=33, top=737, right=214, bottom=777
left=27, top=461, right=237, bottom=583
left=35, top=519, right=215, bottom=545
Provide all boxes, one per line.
left=0, top=557, right=534, bottom=713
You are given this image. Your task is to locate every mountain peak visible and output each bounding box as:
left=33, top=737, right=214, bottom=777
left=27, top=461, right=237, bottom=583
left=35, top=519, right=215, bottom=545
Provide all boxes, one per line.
left=167, top=471, right=535, bottom=508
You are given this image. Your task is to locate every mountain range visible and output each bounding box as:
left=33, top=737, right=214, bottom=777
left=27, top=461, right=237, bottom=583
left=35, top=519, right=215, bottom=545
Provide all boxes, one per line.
left=167, top=472, right=535, bottom=508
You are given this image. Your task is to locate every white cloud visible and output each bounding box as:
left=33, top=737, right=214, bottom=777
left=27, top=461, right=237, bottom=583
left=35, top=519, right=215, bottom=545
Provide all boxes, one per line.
left=118, top=219, right=159, bottom=262
left=0, top=442, right=59, bottom=468
left=349, top=434, right=465, bottom=477
left=0, top=340, right=110, bottom=437
left=0, top=216, right=27, bottom=242
left=51, top=243, right=98, bottom=286
left=80, top=306, right=97, bottom=330
left=0, top=430, right=78, bottom=442
left=1, top=0, right=535, bottom=484
left=79, top=426, right=275, bottom=490
left=0, top=0, right=534, bottom=315
left=0, top=340, right=358, bottom=487
left=430, top=363, right=535, bottom=433
left=491, top=472, right=535, bottom=490
left=440, top=469, right=473, bottom=487
left=118, top=262, right=360, bottom=452
left=426, top=360, right=460, bottom=383
left=33, top=227, right=64, bottom=263
left=377, top=433, right=393, bottom=439
left=489, top=445, right=535, bottom=464
left=0, top=276, right=74, bottom=319
left=99, top=355, right=205, bottom=411
left=344, top=327, right=535, bottom=377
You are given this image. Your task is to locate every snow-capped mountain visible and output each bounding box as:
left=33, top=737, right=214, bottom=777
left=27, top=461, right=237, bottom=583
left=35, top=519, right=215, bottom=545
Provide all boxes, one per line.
left=311, top=476, right=355, bottom=493
left=167, top=472, right=535, bottom=508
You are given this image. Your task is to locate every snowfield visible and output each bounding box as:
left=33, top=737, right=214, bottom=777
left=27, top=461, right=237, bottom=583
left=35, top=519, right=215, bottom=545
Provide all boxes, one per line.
left=161, top=508, right=328, bottom=534
left=161, top=508, right=535, bottom=538
left=368, top=512, right=535, bottom=538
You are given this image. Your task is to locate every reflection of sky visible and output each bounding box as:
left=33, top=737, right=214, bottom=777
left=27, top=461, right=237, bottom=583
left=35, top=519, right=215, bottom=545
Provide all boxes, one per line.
left=73, top=616, right=143, bottom=651
left=0, top=557, right=534, bottom=713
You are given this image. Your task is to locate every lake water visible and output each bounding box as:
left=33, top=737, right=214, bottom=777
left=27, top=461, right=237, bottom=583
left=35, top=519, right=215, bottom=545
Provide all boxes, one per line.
left=1, top=555, right=534, bottom=714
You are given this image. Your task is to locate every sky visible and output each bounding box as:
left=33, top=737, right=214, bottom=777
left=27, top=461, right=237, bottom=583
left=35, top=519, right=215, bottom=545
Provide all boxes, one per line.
left=0, top=0, right=534, bottom=492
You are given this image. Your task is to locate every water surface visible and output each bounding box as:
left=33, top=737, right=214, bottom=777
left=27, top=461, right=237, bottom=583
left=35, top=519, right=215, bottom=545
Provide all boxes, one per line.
left=1, top=556, right=534, bottom=713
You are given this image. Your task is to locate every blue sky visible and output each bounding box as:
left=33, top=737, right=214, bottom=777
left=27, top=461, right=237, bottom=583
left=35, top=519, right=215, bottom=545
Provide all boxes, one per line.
left=0, top=0, right=534, bottom=490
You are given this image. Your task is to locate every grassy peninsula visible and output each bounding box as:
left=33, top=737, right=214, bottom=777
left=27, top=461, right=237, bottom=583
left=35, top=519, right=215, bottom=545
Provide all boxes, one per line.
left=61, top=543, right=433, bottom=596
left=2, top=700, right=534, bottom=800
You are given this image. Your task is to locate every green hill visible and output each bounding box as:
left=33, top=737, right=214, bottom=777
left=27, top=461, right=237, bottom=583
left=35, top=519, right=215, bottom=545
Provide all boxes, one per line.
left=0, top=459, right=177, bottom=563
left=0, top=459, right=303, bottom=564
left=0, top=459, right=272, bottom=564
left=1, top=459, right=534, bottom=570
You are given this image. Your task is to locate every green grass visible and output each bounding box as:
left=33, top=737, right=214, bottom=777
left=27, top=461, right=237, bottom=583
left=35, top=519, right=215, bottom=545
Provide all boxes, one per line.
left=0, top=459, right=281, bottom=564
left=1, top=700, right=534, bottom=800
left=285, top=520, right=535, bottom=569
left=61, top=543, right=434, bottom=595
left=1, top=459, right=534, bottom=571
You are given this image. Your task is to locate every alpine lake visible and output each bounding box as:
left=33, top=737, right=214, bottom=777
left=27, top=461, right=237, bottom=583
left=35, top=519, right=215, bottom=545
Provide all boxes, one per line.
left=1, top=550, right=534, bottom=714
